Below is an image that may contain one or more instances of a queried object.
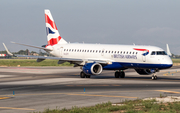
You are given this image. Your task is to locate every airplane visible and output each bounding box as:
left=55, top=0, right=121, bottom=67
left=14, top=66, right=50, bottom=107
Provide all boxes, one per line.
left=3, top=9, right=173, bottom=80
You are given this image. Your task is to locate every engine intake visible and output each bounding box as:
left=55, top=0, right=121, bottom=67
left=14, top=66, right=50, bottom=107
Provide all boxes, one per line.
left=82, top=63, right=103, bottom=75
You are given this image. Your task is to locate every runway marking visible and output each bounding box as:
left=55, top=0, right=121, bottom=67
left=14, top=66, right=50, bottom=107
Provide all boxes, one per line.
left=67, top=93, right=137, bottom=98
left=0, top=97, right=10, bottom=100
left=0, top=107, right=35, bottom=110
left=155, top=90, right=180, bottom=94
left=163, top=71, right=180, bottom=76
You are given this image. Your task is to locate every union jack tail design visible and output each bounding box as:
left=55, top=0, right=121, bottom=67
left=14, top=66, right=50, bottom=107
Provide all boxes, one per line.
left=45, top=9, right=67, bottom=45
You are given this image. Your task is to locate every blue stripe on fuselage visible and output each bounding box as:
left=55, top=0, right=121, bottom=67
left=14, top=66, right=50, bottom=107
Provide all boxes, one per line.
left=103, top=62, right=172, bottom=70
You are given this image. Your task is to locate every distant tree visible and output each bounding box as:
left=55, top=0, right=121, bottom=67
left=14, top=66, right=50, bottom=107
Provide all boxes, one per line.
left=0, top=50, right=7, bottom=54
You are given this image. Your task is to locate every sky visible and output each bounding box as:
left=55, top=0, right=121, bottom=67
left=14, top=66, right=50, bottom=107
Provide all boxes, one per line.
left=0, top=0, right=180, bottom=54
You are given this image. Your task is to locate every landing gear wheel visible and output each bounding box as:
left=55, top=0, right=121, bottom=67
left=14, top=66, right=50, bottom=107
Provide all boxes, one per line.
left=120, top=71, right=125, bottom=78
left=80, top=71, right=86, bottom=78
left=154, top=75, right=157, bottom=80
left=115, top=71, right=125, bottom=78
left=86, top=75, right=91, bottom=78
left=152, top=74, right=157, bottom=80
left=115, top=72, right=120, bottom=78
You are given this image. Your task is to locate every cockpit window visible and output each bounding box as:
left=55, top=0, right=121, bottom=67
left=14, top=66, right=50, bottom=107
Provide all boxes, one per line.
left=151, top=51, right=167, bottom=55
left=151, top=51, right=156, bottom=55
left=157, top=51, right=167, bottom=55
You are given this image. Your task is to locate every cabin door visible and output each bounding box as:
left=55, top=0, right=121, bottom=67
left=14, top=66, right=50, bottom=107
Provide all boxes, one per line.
left=142, top=51, right=146, bottom=62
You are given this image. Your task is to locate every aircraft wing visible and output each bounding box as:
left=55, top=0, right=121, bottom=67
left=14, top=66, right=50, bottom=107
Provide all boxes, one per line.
left=11, top=42, right=52, bottom=51
left=16, top=54, right=83, bottom=61
left=15, top=55, right=109, bottom=64
left=166, top=44, right=172, bottom=56
left=3, top=43, right=110, bottom=64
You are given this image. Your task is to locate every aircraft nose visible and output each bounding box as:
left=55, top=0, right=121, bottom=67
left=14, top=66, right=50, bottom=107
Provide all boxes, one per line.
left=163, top=57, right=173, bottom=69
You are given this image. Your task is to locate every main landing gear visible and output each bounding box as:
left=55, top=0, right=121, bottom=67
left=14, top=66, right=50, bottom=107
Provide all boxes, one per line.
left=80, top=71, right=91, bottom=78
left=114, top=71, right=125, bottom=78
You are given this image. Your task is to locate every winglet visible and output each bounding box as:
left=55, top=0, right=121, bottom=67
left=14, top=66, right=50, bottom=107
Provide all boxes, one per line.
left=166, top=44, right=172, bottom=56
left=2, top=43, right=13, bottom=56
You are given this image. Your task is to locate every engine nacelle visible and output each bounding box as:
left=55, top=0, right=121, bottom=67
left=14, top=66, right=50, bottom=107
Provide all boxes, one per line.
left=82, top=63, right=103, bottom=75
left=135, top=69, right=155, bottom=75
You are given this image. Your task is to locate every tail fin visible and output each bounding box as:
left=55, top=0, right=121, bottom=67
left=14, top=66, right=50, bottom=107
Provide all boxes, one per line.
left=45, top=9, right=67, bottom=45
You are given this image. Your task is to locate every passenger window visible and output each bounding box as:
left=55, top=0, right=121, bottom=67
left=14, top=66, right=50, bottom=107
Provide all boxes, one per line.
left=114, top=51, right=116, bottom=53
left=106, top=51, right=107, bottom=53
left=136, top=52, right=138, bottom=54
left=93, top=50, right=95, bottom=53
left=127, top=52, right=128, bottom=54
left=85, top=50, right=86, bottom=52
left=69, top=49, right=71, bottom=52
left=64, top=49, right=66, bottom=51
left=99, top=50, right=101, bottom=53
left=112, top=51, right=113, bottom=53
left=82, top=50, right=84, bottom=52
left=109, top=51, right=111, bottom=53
left=87, top=50, right=89, bottom=52
left=117, top=51, right=119, bottom=53
left=124, top=51, right=125, bottom=54
left=74, top=49, right=76, bottom=52
left=77, top=49, right=79, bottom=52
left=133, top=52, right=134, bottom=54
left=130, top=52, right=131, bottom=54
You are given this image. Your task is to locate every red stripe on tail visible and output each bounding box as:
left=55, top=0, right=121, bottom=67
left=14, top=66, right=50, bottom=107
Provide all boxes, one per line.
left=45, top=14, right=57, bottom=30
left=48, top=36, right=61, bottom=45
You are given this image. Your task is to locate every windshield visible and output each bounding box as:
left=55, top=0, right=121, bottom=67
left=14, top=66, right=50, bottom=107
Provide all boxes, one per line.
left=151, top=51, right=167, bottom=55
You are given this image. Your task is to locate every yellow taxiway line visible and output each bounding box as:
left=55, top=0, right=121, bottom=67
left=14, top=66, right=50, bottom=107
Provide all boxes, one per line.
left=163, top=71, right=180, bottom=76
left=0, top=92, right=135, bottom=99
left=0, top=97, right=10, bottom=100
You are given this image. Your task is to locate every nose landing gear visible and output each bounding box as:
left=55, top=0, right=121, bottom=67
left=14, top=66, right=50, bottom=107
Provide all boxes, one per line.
left=152, top=73, right=157, bottom=80
left=152, top=69, right=159, bottom=80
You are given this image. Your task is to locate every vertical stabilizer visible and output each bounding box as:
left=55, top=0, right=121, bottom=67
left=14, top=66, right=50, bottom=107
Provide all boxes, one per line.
left=166, top=44, right=172, bottom=56
left=45, top=9, right=67, bottom=45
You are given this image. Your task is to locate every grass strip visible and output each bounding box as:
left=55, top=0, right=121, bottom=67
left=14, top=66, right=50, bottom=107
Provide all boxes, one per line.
left=32, top=99, right=180, bottom=113
left=0, top=59, right=73, bottom=67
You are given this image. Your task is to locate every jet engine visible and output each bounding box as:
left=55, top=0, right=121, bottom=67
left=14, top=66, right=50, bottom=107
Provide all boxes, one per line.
left=135, top=69, right=154, bottom=75
left=82, top=63, right=103, bottom=75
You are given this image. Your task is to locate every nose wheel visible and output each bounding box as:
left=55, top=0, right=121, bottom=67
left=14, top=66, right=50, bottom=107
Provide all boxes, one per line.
left=152, top=73, right=157, bottom=80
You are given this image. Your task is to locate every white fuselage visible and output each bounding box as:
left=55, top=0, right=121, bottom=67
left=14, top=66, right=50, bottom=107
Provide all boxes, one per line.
left=47, top=43, right=172, bottom=70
